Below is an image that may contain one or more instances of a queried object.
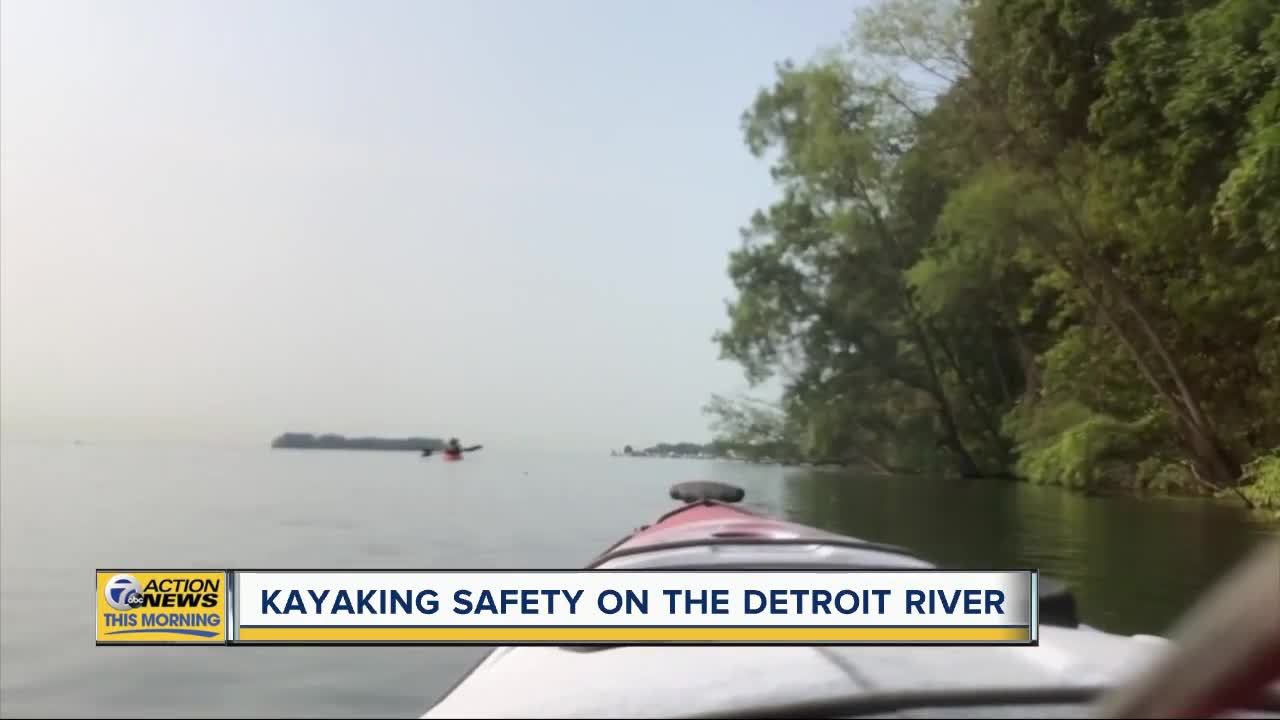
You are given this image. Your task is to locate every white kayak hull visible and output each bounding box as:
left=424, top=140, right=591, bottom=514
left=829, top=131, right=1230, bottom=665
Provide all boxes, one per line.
left=421, top=481, right=1279, bottom=719
left=422, top=625, right=1172, bottom=718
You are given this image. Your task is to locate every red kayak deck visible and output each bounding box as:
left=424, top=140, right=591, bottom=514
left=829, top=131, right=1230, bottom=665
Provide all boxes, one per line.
left=592, top=498, right=899, bottom=565
left=626, top=502, right=792, bottom=541
left=584, top=481, right=931, bottom=572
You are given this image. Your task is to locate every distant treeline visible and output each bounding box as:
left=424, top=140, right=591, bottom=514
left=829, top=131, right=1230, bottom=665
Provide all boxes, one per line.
left=620, top=442, right=722, bottom=458
left=615, top=441, right=854, bottom=468
left=271, top=433, right=445, bottom=451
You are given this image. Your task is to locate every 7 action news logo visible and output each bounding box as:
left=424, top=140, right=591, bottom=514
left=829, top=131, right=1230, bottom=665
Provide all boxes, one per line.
left=98, top=571, right=227, bottom=643
left=102, top=573, right=221, bottom=610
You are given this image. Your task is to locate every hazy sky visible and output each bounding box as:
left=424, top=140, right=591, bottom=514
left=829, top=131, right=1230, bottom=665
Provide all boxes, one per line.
left=1, top=0, right=868, bottom=450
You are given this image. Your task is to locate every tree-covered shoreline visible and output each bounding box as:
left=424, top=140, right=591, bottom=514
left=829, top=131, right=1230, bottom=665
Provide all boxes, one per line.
left=707, top=0, right=1279, bottom=508
left=270, top=433, right=446, bottom=451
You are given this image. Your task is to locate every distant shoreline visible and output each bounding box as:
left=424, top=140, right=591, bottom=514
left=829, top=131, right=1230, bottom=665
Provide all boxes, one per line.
left=270, top=433, right=444, bottom=451
left=610, top=443, right=852, bottom=468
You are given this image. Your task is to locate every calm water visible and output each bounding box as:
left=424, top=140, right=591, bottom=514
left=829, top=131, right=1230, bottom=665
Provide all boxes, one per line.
left=1, top=441, right=1276, bottom=717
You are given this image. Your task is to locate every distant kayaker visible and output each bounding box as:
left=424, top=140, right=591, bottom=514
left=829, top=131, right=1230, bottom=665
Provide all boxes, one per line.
left=422, top=438, right=481, bottom=459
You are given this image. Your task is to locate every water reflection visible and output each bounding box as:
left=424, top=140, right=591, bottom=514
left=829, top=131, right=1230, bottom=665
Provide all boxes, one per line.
left=776, top=469, right=1279, bottom=636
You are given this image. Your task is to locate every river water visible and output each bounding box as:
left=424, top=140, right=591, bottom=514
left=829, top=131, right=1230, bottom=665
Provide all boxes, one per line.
left=1, top=441, right=1276, bottom=717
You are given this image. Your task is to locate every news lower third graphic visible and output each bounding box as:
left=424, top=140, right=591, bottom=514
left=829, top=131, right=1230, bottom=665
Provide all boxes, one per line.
left=96, top=569, right=1038, bottom=646
left=96, top=570, right=229, bottom=644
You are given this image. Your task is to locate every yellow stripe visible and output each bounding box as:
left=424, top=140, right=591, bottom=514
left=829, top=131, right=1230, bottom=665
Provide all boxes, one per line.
left=236, top=626, right=1029, bottom=642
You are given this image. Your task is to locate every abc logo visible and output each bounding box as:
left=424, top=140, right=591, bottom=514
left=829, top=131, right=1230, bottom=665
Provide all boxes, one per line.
left=104, top=574, right=144, bottom=611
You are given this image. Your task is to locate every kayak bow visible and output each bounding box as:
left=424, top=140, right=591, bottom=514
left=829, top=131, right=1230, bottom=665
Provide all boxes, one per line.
left=421, top=480, right=1280, bottom=719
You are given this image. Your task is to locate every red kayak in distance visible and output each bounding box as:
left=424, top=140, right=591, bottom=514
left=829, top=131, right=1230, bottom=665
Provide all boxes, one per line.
left=422, top=444, right=481, bottom=461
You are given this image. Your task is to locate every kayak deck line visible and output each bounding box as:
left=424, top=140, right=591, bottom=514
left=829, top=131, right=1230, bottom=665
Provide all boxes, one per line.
left=587, top=533, right=930, bottom=570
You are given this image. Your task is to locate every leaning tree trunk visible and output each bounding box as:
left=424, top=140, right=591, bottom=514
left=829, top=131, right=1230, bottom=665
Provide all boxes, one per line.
left=962, top=73, right=1242, bottom=487
left=1083, top=254, right=1243, bottom=486
left=1014, top=217, right=1243, bottom=488
left=930, top=320, right=1010, bottom=458
left=912, top=320, right=985, bottom=478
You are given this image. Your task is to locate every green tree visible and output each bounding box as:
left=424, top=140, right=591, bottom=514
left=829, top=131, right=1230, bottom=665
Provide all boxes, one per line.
left=701, top=393, right=802, bottom=462
left=711, top=0, right=1279, bottom=498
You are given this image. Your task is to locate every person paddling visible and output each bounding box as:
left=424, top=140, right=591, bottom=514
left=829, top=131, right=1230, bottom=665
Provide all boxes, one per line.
left=422, top=438, right=483, bottom=458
